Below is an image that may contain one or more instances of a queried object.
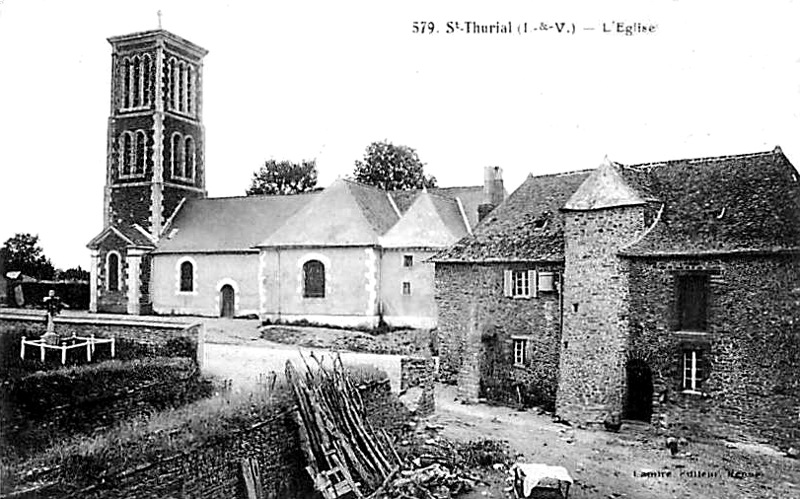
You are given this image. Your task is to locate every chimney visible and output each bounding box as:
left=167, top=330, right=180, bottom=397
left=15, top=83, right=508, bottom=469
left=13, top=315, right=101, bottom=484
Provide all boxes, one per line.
left=478, top=166, right=504, bottom=221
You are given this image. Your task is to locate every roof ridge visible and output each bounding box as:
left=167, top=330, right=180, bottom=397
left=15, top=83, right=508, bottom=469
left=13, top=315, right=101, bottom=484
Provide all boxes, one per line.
left=527, top=168, right=595, bottom=179
left=625, top=147, right=780, bottom=170
left=193, top=191, right=320, bottom=202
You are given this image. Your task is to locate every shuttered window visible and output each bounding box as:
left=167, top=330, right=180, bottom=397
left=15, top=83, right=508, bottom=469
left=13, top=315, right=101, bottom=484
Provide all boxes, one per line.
left=677, top=275, right=708, bottom=331
left=503, top=270, right=538, bottom=298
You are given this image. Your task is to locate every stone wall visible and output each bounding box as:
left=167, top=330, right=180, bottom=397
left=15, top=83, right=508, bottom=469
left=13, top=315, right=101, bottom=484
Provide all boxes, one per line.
left=435, top=262, right=563, bottom=410
left=400, top=357, right=436, bottom=416
left=2, top=358, right=209, bottom=458
left=627, top=253, right=800, bottom=447
left=0, top=314, right=203, bottom=368
left=556, top=205, right=645, bottom=424
left=3, top=377, right=406, bottom=499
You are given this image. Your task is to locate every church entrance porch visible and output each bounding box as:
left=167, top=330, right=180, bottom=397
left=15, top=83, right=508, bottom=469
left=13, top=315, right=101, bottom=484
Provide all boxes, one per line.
left=220, top=285, right=235, bottom=318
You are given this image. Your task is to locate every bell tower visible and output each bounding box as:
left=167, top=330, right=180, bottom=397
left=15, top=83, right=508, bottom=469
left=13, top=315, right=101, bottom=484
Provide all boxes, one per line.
left=88, top=29, right=208, bottom=315
left=105, top=29, right=208, bottom=236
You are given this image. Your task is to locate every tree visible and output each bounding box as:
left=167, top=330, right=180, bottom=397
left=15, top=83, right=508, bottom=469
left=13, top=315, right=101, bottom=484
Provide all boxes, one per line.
left=60, top=266, right=90, bottom=282
left=246, top=159, right=318, bottom=196
left=1, top=233, right=55, bottom=280
left=352, top=140, right=437, bottom=191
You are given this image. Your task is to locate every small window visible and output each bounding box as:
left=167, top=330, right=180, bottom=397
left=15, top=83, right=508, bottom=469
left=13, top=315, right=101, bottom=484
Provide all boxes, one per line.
left=677, top=274, right=708, bottom=331
left=682, top=350, right=704, bottom=393
left=107, top=253, right=119, bottom=291
left=179, top=261, right=194, bottom=292
left=403, top=255, right=413, bottom=268
left=402, top=281, right=412, bottom=295
left=513, top=338, right=527, bottom=366
left=303, top=260, right=325, bottom=298
left=512, top=270, right=529, bottom=297
left=503, top=269, right=537, bottom=298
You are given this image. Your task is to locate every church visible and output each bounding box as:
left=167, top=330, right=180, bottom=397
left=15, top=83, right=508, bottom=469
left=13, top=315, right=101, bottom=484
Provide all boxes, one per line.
left=86, top=28, right=502, bottom=328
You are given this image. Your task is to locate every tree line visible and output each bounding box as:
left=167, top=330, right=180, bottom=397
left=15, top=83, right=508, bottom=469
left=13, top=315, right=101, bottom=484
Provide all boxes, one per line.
left=247, top=140, right=437, bottom=196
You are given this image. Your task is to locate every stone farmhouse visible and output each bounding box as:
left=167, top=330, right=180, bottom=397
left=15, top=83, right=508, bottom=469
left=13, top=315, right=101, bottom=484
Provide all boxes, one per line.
left=85, top=28, right=503, bottom=329
left=434, top=149, right=800, bottom=445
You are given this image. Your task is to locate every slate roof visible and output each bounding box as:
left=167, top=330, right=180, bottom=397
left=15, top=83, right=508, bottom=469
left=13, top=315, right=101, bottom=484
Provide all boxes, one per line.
left=257, top=179, right=401, bottom=247
left=380, top=192, right=470, bottom=248
left=388, top=185, right=484, bottom=228
left=87, top=223, right=156, bottom=250
left=620, top=147, right=800, bottom=255
left=433, top=170, right=592, bottom=262
left=153, top=193, right=314, bottom=253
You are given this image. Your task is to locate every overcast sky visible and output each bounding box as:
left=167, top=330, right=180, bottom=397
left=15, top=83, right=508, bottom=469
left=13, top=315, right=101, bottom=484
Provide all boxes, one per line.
left=1, top=0, right=798, bottom=269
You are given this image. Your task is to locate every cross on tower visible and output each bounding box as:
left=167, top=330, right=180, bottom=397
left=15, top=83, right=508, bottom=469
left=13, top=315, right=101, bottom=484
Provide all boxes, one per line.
left=157, top=10, right=162, bottom=29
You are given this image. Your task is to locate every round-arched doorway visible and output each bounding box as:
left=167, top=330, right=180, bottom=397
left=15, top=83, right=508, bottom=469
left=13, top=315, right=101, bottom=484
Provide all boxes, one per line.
left=220, top=284, right=235, bottom=318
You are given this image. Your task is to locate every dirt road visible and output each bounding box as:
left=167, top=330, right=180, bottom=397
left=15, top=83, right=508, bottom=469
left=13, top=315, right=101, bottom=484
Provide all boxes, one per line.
left=432, top=384, right=799, bottom=499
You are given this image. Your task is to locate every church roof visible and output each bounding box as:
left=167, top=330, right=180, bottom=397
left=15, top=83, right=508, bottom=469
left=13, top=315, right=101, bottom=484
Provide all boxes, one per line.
left=380, top=191, right=470, bottom=248
left=388, top=185, right=484, bottom=228
left=153, top=193, right=314, bottom=253
left=433, top=170, right=591, bottom=262
left=87, top=223, right=156, bottom=250
left=620, top=147, right=800, bottom=256
left=257, top=179, right=400, bottom=247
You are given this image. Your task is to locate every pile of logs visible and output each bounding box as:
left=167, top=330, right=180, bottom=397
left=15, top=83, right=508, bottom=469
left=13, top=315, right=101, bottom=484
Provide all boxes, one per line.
left=285, top=355, right=401, bottom=499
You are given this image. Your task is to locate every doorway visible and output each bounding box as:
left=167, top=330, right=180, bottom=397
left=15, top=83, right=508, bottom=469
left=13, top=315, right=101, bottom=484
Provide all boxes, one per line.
left=220, top=284, right=235, bottom=318
left=626, top=358, right=653, bottom=422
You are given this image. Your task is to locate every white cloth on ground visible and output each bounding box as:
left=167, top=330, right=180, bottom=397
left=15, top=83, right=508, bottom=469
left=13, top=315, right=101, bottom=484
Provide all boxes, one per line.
left=511, top=462, right=573, bottom=497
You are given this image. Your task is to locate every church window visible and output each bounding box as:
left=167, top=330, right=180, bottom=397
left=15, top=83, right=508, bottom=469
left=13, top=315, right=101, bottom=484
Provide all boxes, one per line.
left=303, top=260, right=325, bottom=298
left=184, top=136, right=195, bottom=180
left=119, top=132, right=133, bottom=177
left=167, top=57, right=176, bottom=110
left=187, top=65, right=194, bottom=115
left=142, top=54, right=152, bottom=106
left=132, top=55, right=141, bottom=107
left=107, top=252, right=120, bottom=291
left=171, top=133, right=183, bottom=178
left=134, top=130, right=146, bottom=175
left=122, top=57, right=131, bottom=109
left=179, top=260, right=194, bottom=292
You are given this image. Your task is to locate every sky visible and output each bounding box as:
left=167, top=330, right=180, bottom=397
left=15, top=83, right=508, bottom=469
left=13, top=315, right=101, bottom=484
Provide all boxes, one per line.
left=0, top=0, right=798, bottom=270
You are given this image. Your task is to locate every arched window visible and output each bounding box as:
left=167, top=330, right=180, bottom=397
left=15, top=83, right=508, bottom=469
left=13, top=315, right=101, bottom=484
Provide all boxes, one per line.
left=178, top=61, right=186, bottom=112
left=142, top=54, right=152, bottom=106
left=120, top=132, right=133, bottom=176
left=303, top=260, right=325, bottom=298
left=135, top=130, right=146, bottom=175
left=187, top=65, right=194, bottom=114
left=179, top=261, right=194, bottom=292
left=122, top=58, right=131, bottom=109
left=184, top=136, right=195, bottom=180
left=171, top=133, right=183, bottom=178
left=107, top=252, right=120, bottom=291
left=132, top=55, right=141, bottom=107
left=167, top=57, right=176, bottom=110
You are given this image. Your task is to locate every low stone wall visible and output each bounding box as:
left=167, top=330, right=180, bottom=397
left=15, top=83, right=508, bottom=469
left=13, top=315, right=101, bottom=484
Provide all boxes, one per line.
left=3, top=376, right=408, bottom=499
left=2, top=358, right=211, bottom=459
left=400, top=357, right=436, bottom=416
left=0, top=312, right=203, bottom=372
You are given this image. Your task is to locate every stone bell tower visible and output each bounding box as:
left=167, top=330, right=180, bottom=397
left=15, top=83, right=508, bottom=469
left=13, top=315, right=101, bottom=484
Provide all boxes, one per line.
left=104, top=29, right=208, bottom=235
left=88, top=29, right=208, bottom=315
